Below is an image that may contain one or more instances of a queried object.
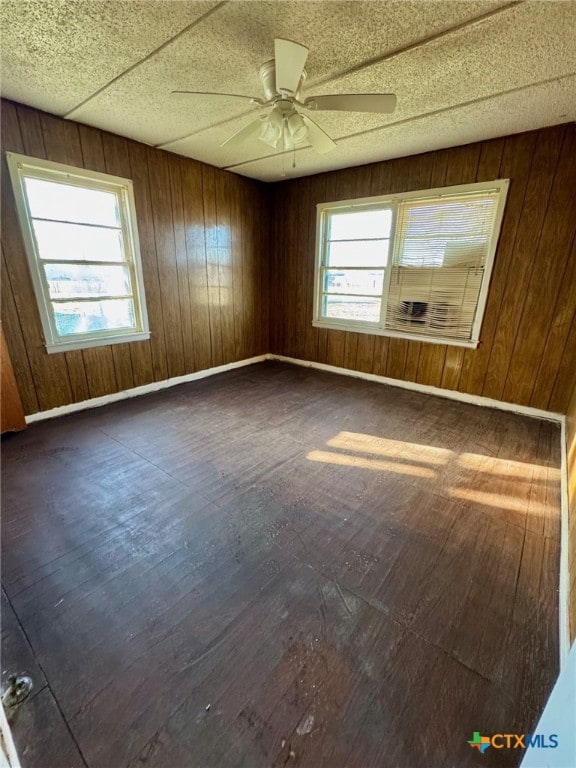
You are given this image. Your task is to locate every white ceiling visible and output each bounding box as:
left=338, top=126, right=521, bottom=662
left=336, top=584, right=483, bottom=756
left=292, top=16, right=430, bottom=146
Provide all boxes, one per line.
left=1, top=0, right=575, bottom=182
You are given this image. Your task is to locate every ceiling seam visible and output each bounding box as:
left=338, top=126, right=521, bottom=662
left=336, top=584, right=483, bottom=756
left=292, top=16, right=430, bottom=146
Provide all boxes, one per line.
left=223, top=71, right=576, bottom=172
left=63, top=1, right=228, bottom=120
left=310, top=0, right=525, bottom=89
left=154, top=0, right=524, bottom=150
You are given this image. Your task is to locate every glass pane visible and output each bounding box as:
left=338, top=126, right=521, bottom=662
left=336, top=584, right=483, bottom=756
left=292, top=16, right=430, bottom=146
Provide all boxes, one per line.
left=324, top=269, right=384, bottom=296
left=44, top=264, right=131, bottom=300
left=329, top=209, right=392, bottom=240
left=323, top=295, right=381, bottom=323
left=32, top=220, right=123, bottom=262
left=53, top=299, right=136, bottom=336
left=24, top=177, right=120, bottom=227
left=327, top=240, right=390, bottom=268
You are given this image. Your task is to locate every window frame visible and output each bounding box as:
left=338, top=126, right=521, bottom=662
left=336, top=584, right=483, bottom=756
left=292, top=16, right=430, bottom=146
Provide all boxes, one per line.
left=313, top=179, right=509, bottom=349
left=7, top=152, right=150, bottom=354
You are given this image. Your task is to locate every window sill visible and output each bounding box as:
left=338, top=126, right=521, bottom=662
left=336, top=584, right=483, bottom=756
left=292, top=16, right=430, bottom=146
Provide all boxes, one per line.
left=46, top=331, right=151, bottom=354
left=312, top=320, right=479, bottom=349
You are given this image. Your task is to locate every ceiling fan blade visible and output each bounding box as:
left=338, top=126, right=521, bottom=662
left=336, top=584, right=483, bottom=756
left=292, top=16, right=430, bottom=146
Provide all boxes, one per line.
left=304, top=94, right=397, bottom=114
left=220, top=117, right=264, bottom=149
left=274, top=38, right=309, bottom=93
left=172, top=90, right=263, bottom=103
left=302, top=115, right=336, bottom=154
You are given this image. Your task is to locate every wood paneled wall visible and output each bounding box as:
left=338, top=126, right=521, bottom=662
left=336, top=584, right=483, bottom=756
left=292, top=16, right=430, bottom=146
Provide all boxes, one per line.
left=270, top=123, right=576, bottom=413
left=567, top=380, right=576, bottom=643
left=1, top=100, right=270, bottom=414
left=2, top=100, right=575, bottom=417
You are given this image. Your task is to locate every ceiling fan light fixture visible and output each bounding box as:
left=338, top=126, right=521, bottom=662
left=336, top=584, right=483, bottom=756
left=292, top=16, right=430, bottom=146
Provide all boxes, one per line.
left=259, top=107, right=284, bottom=148
left=286, top=111, right=308, bottom=143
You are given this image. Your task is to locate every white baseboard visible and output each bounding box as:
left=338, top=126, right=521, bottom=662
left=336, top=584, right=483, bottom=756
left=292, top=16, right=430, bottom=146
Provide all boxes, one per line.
left=268, top=354, right=564, bottom=422
left=26, top=351, right=565, bottom=426
left=25, top=355, right=267, bottom=424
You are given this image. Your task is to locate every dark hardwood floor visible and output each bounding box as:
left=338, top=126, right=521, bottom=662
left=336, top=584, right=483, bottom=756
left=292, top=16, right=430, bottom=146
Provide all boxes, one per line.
left=1, top=361, right=561, bottom=768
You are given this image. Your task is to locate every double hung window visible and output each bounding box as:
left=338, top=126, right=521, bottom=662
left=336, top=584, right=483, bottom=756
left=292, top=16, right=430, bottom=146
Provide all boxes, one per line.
left=7, top=152, right=149, bottom=353
left=314, top=180, right=509, bottom=347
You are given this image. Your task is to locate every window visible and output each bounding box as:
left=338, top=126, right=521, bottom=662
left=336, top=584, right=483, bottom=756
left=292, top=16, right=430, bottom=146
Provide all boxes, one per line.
left=314, top=180, right=509, bottom=347
left=7, top=152, right=149, bottom=353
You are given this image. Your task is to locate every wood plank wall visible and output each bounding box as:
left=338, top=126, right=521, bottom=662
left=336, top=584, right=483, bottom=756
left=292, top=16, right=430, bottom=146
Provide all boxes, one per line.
left=270, top=123, right=576, bottom=413
left=2, top=100, right=574, bottom=418
left=0, top=99, right=270, bottom=415
left=567, top=380, right=576, bottom=643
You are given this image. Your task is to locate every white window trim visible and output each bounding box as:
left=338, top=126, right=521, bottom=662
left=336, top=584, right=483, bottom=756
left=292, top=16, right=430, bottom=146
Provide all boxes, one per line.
left=6, top=152, right=150, bottom=354
left=313, top=179, right=510, bottom=349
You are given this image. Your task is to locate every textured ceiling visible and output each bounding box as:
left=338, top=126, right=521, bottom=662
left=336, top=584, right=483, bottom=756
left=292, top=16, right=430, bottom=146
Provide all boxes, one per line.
left=1, top=0, right=575, bottom=181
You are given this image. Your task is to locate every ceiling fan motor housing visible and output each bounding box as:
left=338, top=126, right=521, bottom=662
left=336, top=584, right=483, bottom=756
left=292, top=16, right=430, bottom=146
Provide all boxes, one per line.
left=259, top=60, right=307, bottom=101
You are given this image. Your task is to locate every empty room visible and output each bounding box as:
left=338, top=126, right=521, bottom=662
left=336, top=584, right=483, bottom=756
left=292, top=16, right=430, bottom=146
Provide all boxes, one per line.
left=1, top=1, right=575, bottom=767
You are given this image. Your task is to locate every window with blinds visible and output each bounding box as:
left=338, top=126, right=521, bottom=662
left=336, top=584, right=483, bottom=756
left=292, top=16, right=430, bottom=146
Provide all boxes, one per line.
left=314, top=181, right=508, bottom=348
left=7, top=152, right=150, bottom=354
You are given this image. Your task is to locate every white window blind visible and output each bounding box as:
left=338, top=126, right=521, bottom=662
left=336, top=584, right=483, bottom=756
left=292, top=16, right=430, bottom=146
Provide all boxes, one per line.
left=386, top=191, right=500, bottom=341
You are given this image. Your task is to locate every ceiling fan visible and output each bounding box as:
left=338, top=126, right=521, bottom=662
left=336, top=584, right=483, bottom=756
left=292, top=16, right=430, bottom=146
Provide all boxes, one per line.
left=173, top=38, right=397, bottom=155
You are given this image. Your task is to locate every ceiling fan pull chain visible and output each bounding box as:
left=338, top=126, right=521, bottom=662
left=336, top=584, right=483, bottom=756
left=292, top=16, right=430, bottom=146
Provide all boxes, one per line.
left=292, top=145, right=296, bottom=170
